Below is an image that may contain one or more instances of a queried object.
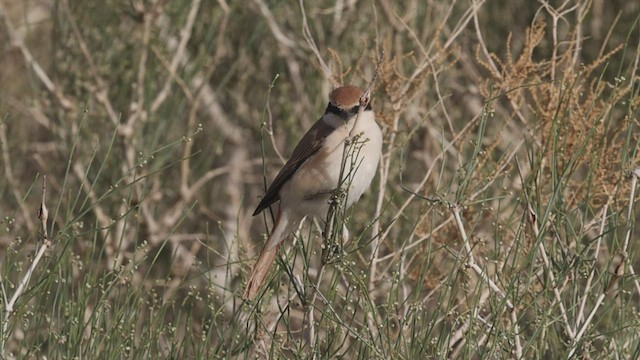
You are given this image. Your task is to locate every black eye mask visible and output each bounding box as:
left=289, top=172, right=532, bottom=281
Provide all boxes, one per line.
left=326, top=103, right=373, bottom=119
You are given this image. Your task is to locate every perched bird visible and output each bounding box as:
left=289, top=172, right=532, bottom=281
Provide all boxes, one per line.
left=245, top=85, right=382, bottom=300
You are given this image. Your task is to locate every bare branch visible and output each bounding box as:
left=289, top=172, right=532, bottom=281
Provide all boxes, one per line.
left=450, top=204, right=522, bottom=358
left=0, top=4, right=74, bottom=111
left=150, top=0, right=203, bottom=114
left=0, top=121, right=35, bottom=232
left=2, top=176, right=52, bottom=353
left=298, top=0, right=334, bottom=83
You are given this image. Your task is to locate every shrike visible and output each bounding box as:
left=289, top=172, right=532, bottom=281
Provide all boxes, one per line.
left=245, top=85, right=382, bottom=300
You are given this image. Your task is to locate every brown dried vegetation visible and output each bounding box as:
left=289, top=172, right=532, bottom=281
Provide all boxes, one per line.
left=0, top=0, right=639, bottom=358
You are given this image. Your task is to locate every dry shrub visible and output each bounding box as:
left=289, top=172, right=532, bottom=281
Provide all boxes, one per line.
left=1, top=0, right=639, bottom=358
left=481, top=18, right=637, bottom=209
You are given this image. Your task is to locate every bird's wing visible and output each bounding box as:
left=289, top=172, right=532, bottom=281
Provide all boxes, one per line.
left=253, top=118, right=335, bottom=216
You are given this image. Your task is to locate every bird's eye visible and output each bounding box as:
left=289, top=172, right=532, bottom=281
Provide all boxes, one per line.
left=349, top=105, right=360, bottom=114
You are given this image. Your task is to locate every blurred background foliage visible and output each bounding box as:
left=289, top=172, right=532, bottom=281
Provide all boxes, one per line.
left=0, top=0, right=639, bottom=358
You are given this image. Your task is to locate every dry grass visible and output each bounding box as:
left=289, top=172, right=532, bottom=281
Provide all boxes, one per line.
left=0, top=0, right=639, bottom=358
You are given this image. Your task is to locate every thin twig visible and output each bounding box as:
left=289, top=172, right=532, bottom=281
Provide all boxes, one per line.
left=307, top=264, right=326, bottom=356
left=517, top=158, right=576, bottom=339
left=127, top=0, right=155, bottom=129
left=569, top=168, right=640, bottom=356
left=2, top=176, right=51, bottom=354
left=576, top=202, right=609, bottom=327
left=61, top=0, right=119, bottom=125
left=539, top=0, right=580, bottom=81
left=451, top=206, right=513, bottom=308
left=472, top=0, right=501, bottom=78
left=298, top=0, right=334, bottom=83
left=450, top=205, right=522, bottom=358
left=621, top=168, right=640, bottom=253
left=377, top=111, right=481, bottom=268
left=571, top=1, right=589, bottom=67
left=150, top=0, right=203, bottom=114
left=254, top=0, right=296, bottom=48
left=0, top=4, right=74, bottom=111
left=0, top=121, right=35, bottom=232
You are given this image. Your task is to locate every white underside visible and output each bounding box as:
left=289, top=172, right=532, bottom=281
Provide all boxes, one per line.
left=268, top=111, right=382, bottom=249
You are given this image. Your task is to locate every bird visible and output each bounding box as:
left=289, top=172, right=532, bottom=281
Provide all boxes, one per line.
left=244, top=85, right=383, bottom=300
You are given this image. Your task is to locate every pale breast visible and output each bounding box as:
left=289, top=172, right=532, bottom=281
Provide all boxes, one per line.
left=343, top=112, right=382, bottom=207
left=280, top=111, right=382, bottom=217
